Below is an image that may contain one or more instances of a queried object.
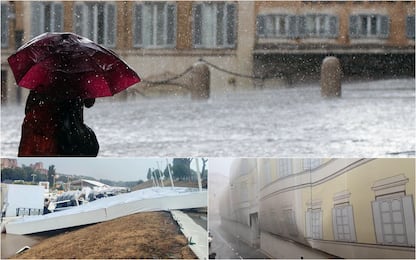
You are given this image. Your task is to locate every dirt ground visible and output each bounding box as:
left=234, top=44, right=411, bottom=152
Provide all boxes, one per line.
left=14, top=211, right=197, bottom=259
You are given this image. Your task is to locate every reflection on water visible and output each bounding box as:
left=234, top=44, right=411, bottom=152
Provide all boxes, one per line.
left=1, top=79, right=415, bottom=157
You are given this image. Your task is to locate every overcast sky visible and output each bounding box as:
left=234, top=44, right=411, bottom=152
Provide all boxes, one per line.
left=17, top=158, right=206, bottom=182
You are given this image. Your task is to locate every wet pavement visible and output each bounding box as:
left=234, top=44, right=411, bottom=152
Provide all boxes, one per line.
left=209, top=220, right=269, bottom=259
left=1, top=78, right=415, bottom=157
left=1, top=233, right=47, bottom=259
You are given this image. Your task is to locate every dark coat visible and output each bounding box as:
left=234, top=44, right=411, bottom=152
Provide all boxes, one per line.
left=18, top=91, right=99, bottom=156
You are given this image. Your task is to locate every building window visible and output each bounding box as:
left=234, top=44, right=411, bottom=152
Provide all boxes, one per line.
left=1, top=3, right=8, bottom=48
left=283, top=209, right=298, bottom=236
left=302, top=159, right=322, bottom=171
left=406, top=15, right=415, bottom=39
left=349, top=14, right=389, bottom=38
left=193, top=2, right=236, bottom=48
left=73, top=2, right=116, bottom=47
left=278, top=159, right=292, bottom=177
left=306, top=209, right=323, bottom=239
left=257, top=14, right=291, bottom=38
left=332, top=205, right=357, bottom=242
left=31, top=1, right=63, bottom=38
left=371, top=174, right=415, bottom=246
left=133, top=2, right=176, bottom=48
left=257, top=14, right=338, bottom=39
left=262, top=160, right=272, bottom=185
left=304, top=14, right=338, bottom=38
left=372, top=196, right=414, bottom=246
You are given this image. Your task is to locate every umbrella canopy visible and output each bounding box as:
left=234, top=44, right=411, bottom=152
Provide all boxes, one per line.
left=7, top=32, right=141, bottom=99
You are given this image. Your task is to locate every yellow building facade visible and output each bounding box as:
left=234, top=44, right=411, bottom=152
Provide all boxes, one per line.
left=220, top=158, right=415, bottom=258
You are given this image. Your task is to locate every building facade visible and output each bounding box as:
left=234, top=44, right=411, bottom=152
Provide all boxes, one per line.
left=1, top=1, right=414, bottom=103
left=219, top=158, right=415, bottom=259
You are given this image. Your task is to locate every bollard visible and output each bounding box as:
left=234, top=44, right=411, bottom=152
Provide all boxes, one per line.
left=191, top=62, right=210, bottom=99
left=320, top=56, right=342, bottom=97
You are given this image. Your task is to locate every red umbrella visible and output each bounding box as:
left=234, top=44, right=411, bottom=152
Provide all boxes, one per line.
left=7, top=32, right=141, bottom=99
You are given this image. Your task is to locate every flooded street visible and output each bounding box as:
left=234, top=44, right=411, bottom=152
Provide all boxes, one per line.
left=1, top=78, right=414, bottom=157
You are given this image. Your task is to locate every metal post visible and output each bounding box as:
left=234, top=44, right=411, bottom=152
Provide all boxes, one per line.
left=156, top=161, right=164, bottom=187
left=195, top=159, right=202, bottom=192
left=167, top=159, right=175, bottom=188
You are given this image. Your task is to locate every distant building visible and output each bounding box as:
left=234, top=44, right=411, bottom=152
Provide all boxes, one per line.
left=1, top=1, right=414, bottom=103
left=219, top=158, right=415, bottom=259
left=1, top=158, right=18, bottom=169
left=29, top=162, right=48, bottom=175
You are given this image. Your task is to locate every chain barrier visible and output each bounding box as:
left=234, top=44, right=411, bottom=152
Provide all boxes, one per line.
left=197, top=58, right=267, bottom=80
left=134, top=57, right=283, bottom=96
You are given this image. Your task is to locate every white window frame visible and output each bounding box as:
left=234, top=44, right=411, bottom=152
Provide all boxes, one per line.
left=73, top=2, right=116, bottom=47
left=371, top=174, right=414, bottom=246
left=192, top=2, right=237, bottom=49
left=257, top=13, right=338, bottom=39
left=306, top=208, right=323, bottom=239
left=133, top=2, right=176, bottom=48
left=372, top=195, right=414, bottom=246
left=304, top=14, right=338, bottom=38
left=31, top=1, right=64, bottom=38
left=278, top=159, right=292, bottom=177
left=257, top=14, right=290, bottom=38
left=349, top=14, right=389, bottom=39
left=332, top=205, right=357, bottom=242
left=1, top=3, right=9, bottom=48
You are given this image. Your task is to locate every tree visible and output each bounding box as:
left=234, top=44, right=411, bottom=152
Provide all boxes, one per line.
left=172, top=158, right=192, bottom=181
left=48, top=165, right=56, bottom=188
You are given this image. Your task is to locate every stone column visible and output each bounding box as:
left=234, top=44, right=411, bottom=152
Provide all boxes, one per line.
left=320, top=56, right=342, bottom=97
left=191, top=62, right=210, bottom=99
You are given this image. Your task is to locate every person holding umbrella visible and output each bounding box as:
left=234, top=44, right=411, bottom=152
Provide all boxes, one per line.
left=7, top=32, right=141, bottom=156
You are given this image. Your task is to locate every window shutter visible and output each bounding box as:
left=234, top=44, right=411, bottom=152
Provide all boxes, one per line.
left=105, top=3, right=116, bottom=47
left=371, top=200, right=384, bottom=244
left=166, top=3, right=176, bottom=46
left=297, top=15, right=306, bottom=38
left=305, top=210, right=311, bottom=238
left=216, top=3, right=224, bottom=46
left=1, top=3, right=8, bottom=47
left=332, top=208, right=339, bottom=240
left=406, top=16, right=415, bottom=39
left=31, top=2, right=42, bottom=38
left=346, top=205, right=357, bottom=242
left=226, top=3, right=236, bottom=46
left=402, top=196, right=415, bottom=246
left=379, top=15, right=389, bottom=38
left=73, top=4, right=85, bottom=36
left=288, top=15, right=297, bottom=38
left=318, top=210, right=323, bottom=239
left=349, top=15, right=358, bottom=38
left=133, top=4, right=142, bottom=47
left=329, top=16, right=338, bottom=38
left=256, top=15, right=266, bottom=37
left=193, top=4, right=202, bottom=46
left=52, top=3, right=63, bottom=32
